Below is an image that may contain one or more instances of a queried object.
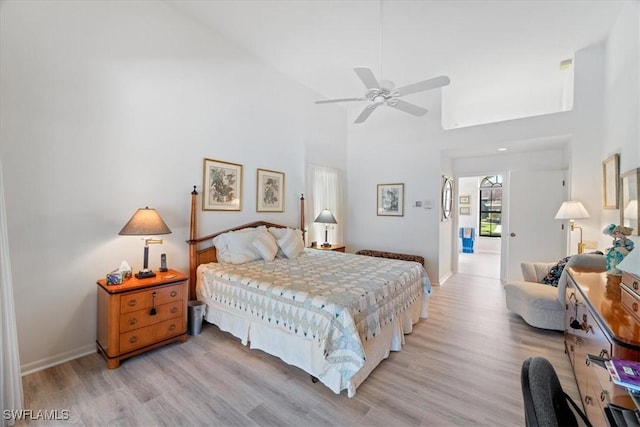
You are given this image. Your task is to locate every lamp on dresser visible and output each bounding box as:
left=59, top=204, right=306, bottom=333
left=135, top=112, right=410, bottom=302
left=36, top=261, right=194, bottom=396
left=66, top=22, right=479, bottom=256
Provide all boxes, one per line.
left=555, top=200, right=590, bottom=254
left=119, top=207, right=171, bottom=278
left=314, top=208, right=337, bottom=248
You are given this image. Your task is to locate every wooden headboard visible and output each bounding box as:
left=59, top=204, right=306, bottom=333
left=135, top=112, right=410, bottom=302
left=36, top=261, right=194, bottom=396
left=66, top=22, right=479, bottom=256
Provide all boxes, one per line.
left=186, top=187, right=305, bottom=300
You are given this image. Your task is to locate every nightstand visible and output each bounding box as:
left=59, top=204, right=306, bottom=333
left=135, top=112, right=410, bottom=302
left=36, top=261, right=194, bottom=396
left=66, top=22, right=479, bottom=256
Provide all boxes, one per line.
left=96, top=269, right=188, bottom=368
left=312, top=244, right=346, bottom=253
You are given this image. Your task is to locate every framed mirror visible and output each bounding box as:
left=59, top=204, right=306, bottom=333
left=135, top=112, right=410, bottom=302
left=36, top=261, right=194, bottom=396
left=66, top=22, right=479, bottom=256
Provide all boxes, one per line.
left=620, top=167, right=639, bottom=235
left=441, top=176, right=453, bottom=221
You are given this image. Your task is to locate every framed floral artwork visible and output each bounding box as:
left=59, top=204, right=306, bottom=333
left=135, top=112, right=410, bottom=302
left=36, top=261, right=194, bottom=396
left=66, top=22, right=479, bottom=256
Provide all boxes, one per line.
left=377, top=183, right=404, bottom=216
left=257, top=168, right=284, bottom=212
left=203, top=158, right=242, bottom=211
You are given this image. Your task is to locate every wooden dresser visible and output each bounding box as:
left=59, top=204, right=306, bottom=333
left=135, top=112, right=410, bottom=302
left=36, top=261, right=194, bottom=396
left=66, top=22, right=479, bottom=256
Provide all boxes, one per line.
left=565, top=268, right=640, bottom=426
left=96, top=269, right=188, bottom=368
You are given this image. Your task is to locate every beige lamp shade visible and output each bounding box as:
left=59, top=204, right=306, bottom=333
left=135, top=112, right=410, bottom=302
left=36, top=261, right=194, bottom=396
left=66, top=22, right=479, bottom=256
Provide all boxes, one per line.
left=119, top=207, right=171, bottom=236
left=554, top=201, right=590, bottom=220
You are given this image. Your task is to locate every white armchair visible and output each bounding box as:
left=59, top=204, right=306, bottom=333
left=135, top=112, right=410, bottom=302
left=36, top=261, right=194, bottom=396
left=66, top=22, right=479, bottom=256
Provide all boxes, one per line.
left=504, top=254, right=605, bottom=331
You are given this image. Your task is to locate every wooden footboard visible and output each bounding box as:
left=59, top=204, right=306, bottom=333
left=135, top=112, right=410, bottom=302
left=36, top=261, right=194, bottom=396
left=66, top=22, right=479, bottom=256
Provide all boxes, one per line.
left=186, top=187, right=305, bottom=300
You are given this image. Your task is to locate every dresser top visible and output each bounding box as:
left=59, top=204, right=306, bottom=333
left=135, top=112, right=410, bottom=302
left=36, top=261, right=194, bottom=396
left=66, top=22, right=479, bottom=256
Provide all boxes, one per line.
left=569, top=268, right=640, bottom=349
left=96, top=269, right=187, bottom=294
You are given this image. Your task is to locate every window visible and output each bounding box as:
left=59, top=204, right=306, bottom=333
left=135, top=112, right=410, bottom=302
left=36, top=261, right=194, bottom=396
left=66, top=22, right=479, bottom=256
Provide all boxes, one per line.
left=479, top=175, right=502, bottom=237
left=307, top=164, right=343, bottom=246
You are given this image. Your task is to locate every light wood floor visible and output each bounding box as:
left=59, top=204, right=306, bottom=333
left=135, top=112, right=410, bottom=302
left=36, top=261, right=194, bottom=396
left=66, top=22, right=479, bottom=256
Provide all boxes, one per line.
left=19, top=273, right=578, bottom=426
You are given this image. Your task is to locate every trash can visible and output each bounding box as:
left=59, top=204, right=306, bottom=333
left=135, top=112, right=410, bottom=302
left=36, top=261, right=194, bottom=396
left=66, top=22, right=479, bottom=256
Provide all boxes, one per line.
left=459, top=227, right=475, bottom=253
left=187, top=300, right=206, bottom=335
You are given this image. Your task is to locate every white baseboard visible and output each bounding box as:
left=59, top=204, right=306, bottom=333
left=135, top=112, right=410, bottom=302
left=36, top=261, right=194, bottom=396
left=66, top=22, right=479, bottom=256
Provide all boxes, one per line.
left=21, top=344, right=96, bottom=376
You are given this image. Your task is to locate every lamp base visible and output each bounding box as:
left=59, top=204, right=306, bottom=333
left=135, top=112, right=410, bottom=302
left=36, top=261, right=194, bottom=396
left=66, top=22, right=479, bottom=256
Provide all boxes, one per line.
left=321, top=242, right=331, bottom=248
left=135, top=269, right=156, bottom=279
left=578, top=242, right=586, bottom=254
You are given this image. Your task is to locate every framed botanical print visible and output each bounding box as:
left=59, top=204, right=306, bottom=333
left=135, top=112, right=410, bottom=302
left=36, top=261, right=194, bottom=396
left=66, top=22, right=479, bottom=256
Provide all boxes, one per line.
left=203, top=158, right=242, bottom=211
left=377, top=183, right=404, bottom=216
left=602, top=153, right=619, bottom=209
left=256, top=168, right=284, bottom=212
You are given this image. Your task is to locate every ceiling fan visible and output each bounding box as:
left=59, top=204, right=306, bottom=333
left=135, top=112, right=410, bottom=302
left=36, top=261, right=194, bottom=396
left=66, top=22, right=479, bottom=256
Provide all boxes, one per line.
left=315, top=67, right=451, bottom=123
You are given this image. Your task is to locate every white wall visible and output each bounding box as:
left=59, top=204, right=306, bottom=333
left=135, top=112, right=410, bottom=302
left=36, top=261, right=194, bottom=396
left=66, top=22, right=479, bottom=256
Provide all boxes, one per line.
left=0, top=1, right=346, bottom=371
left=601, top=1, right=640, bottom=250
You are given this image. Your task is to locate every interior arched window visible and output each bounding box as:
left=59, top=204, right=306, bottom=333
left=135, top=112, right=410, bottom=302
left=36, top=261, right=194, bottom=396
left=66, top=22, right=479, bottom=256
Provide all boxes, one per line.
left=479, top=175, right=502, bottom=237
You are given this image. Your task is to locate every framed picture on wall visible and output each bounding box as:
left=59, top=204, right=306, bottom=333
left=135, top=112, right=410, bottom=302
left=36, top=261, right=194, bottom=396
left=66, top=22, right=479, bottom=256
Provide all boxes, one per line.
left=459, top=195, right=470, bottom=205
left=256, top=168, right=285, bottom=212
left=620, top=167, right=639, bottom=235
left=602, top=153, right=619, bottom=209
left=459, top=206, right=471, bottom=215
left=203, top=158, right=243, bottom=211
left=377, top=183, right=404, bottom=216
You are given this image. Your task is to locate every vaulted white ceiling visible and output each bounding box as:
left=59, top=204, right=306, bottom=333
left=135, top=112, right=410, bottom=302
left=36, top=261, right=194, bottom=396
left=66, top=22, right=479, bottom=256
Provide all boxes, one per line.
left=168, top=1, right=623, bottom=102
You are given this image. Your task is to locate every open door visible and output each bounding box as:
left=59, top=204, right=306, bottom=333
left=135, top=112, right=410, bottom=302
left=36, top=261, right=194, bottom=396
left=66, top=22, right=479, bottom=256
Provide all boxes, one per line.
left=503, top=170, right=567, bottom=282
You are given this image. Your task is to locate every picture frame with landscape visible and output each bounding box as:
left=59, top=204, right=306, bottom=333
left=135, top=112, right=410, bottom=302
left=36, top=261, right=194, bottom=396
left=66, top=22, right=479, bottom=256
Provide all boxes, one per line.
left=377, top=183, right=404, bottom=216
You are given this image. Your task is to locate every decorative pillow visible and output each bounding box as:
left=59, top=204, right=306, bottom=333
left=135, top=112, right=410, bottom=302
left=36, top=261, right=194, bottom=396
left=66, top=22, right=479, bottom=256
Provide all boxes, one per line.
left=277, top=228, right=304, bottom=259
left=215, top=227, right=262, bottom=264
left=253, top=229, right=278, bottom=261
left=541, top=256, right=571, bottom=287
left=268, top=227, right=288, bottom=241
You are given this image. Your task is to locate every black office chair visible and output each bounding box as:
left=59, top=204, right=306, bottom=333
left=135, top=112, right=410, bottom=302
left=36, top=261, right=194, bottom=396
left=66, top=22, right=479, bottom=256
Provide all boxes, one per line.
left=521, top=356, right=592, bottom=427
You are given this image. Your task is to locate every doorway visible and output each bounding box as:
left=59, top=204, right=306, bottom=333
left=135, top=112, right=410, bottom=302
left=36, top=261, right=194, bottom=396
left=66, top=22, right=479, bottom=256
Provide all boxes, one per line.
left=456, top=175, right=502, bottom=280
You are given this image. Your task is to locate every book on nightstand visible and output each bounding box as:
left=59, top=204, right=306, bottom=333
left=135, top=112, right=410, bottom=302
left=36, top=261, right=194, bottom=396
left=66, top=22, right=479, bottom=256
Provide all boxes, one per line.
left=606, top=358, right=640, bottom=393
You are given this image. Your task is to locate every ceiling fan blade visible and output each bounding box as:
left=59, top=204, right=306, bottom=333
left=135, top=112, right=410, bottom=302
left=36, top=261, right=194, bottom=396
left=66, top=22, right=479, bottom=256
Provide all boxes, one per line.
left=354, top=67, right=380, bottom=90
left=387, top=99, right=428, bottom=116
left=354, top=102, right=381, bottom=123
left=395, top=75, right=450, bottom=97
left=315, top=97, right=365, bottom=104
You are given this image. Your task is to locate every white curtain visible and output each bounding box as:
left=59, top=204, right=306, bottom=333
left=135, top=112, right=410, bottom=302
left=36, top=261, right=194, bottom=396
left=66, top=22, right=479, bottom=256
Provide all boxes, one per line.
left=0, top=155, right=23, bottom=427
left=306, top=164, right=344, bottom=246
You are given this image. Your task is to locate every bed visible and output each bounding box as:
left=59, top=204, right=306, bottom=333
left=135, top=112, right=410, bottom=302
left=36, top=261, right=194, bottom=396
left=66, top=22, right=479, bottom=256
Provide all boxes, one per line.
left=187, top=189, right=431, bottom=397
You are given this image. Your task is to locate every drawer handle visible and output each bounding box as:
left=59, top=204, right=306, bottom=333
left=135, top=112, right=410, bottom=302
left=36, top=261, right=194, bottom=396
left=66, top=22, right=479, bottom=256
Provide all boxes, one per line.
left=601, top=391, right=606, bottom=402
left=129, top=317, right=137, bottom=326
left=169, top=324, right=176, bottom=331
left=585, top=396, right=592, bottom=405
left=128, top=300, right=137, bottom=307
left=599, top=349, right=610, bottom=359
left=170, top=307, right=178, bottom=314
left=129, top=336, right=138, bottom=344
left=633, top=281, right=638, bottom=290
left=633, top=302, right=638, bottom=312
left=170, top=291, right=177, bottom=297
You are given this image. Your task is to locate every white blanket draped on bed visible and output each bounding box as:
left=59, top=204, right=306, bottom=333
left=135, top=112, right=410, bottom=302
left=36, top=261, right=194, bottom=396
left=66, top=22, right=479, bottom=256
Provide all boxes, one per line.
left=197, top=249, right=430, bottom=394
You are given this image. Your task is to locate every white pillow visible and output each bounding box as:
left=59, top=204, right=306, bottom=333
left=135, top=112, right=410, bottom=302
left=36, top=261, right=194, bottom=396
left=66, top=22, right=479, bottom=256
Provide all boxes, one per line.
left=215, top=228, right=261, bottom=264
left=268, top=227, right=288, bottom=240
left=277, top=228, right=304, bottom=259
left=253, top=230, right=278, bottom=261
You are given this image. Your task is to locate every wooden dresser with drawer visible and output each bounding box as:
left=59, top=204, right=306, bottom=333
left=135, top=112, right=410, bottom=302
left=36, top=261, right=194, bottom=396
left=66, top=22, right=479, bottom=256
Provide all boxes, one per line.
left=565, top=268, right=640, bottom=426
left=96, top=269, right=188, bottom=368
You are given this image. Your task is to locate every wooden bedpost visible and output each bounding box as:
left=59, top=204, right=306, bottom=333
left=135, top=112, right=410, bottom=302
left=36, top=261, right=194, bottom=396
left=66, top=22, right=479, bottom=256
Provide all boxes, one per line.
left=188, top=186, right=198, bottom=301
left=300, top=194, right=306, bottom=245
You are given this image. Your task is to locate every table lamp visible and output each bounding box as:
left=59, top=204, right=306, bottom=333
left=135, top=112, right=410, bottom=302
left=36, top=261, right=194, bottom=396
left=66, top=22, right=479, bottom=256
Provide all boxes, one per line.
left=314, top=209, right=337, bottom=248
left=554, top=201, right=590, bottom=254
left=119, top=207, right=171, bottom=278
